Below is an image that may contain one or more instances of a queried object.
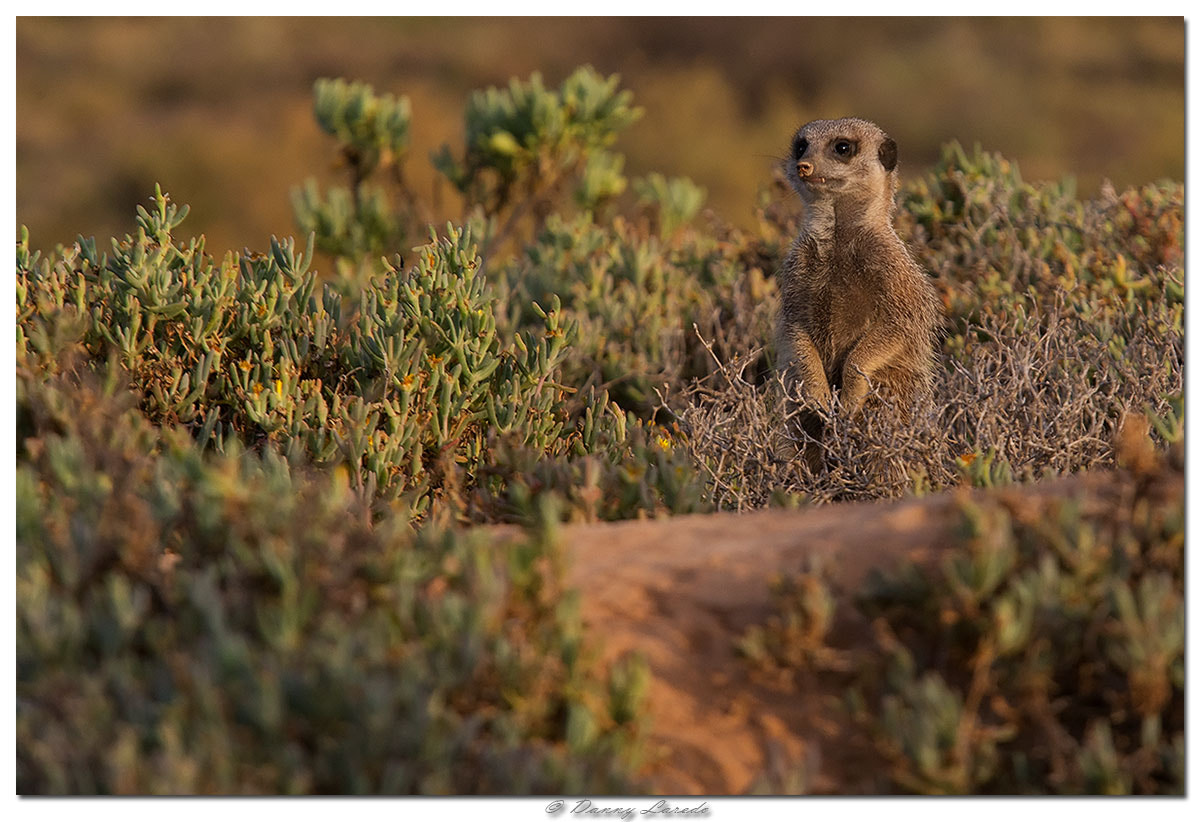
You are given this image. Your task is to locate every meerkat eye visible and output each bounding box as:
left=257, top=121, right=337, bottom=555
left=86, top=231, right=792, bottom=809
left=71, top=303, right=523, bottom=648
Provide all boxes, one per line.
left=793, top=136, right=808, bottom=158
left=833, top=139, right=854, bottom=157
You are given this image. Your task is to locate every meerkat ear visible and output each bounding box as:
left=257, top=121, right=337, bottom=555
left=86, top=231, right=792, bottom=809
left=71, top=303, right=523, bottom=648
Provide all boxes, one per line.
left=878, top=138, right=898, bottom=172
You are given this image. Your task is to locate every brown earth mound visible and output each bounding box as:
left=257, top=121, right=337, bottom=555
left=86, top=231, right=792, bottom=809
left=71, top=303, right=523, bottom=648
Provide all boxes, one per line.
left=562, top=471, right=1132, bottom=794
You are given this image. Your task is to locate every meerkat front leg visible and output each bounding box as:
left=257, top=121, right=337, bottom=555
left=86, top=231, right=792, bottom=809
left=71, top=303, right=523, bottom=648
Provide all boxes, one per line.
left=839, top=326, right=905, bottom=418
left=778, top=323, right=833, bottom=412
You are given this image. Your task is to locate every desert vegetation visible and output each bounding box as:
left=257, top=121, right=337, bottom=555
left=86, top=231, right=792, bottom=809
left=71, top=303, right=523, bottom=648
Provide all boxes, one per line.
left=740, top=437, right=1183, bottom=793
left=16, top=64, right=1183, bottom=794
left=17, top=18, right=1185, bottom=254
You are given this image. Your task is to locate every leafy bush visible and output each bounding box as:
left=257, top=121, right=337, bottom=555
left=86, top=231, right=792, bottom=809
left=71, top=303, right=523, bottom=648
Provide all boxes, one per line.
left=494, top=212, right=771, bottom=414
left=431, top=65, right=641, bottom=251
left=16, top=363, right=646, bottom=794
left=633, top=173, right=706, bottom=237
left=741, top=429, right=1184, bottom=794
left=18, top=199, right=589, bottom=521
left=292, top=77, right=415, bottom=262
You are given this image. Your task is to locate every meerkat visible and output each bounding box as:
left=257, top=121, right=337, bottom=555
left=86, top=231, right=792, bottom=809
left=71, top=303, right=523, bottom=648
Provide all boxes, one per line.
left=774, top=118, right=939, bottom=461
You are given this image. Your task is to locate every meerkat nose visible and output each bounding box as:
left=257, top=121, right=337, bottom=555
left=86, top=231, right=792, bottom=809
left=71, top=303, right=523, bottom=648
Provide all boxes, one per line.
left=796, top=161, right=814, bottom=177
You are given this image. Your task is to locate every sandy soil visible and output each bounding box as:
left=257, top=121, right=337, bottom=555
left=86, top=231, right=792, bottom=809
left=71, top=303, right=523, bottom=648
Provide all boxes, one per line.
left=560, top=471, right=1129, bottom=794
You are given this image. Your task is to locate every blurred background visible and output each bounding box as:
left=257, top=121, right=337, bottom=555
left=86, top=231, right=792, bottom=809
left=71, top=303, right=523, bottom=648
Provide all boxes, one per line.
left=16, top=17, right=1185, bottom=254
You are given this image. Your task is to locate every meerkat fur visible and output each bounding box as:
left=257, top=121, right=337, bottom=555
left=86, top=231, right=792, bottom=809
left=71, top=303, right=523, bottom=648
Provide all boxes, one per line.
left=775, top=117, right=940, bottom=454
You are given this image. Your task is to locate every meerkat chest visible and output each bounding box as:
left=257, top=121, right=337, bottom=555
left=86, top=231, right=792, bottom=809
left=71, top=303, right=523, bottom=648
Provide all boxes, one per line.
left=828, top=269, right=876, bottom=347
left=795, top=240, right=878, bottom=355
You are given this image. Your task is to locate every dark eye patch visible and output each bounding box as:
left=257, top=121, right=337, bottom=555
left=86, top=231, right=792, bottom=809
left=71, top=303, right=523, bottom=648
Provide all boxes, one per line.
left=792, top=134, right=809, bottom=159
left=832, top=138, right=857, bottom=160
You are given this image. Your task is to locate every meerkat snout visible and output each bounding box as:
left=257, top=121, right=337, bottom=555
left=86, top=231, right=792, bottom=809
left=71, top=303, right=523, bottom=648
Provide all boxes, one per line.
left=796, top=160, right=814, bottom=177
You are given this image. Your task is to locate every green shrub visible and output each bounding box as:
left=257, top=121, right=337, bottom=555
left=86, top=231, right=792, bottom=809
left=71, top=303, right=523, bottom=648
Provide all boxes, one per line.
left=494, top=211, right=771, bottom=414
left=742, top=434, right=1184, bottom=794
left=16, top=366, right=645, bottom=794
left=18, top=193, right=599, bottom=521
left=431, top=65, right=641, bottom=255
left=633, top=172, right=706, bottom=237
left=292, top=77, right=414, bottom=263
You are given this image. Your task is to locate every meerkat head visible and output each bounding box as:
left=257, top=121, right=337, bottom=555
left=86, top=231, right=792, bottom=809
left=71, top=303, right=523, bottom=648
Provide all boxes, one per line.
left=785, top=118, right=899, bottom=217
